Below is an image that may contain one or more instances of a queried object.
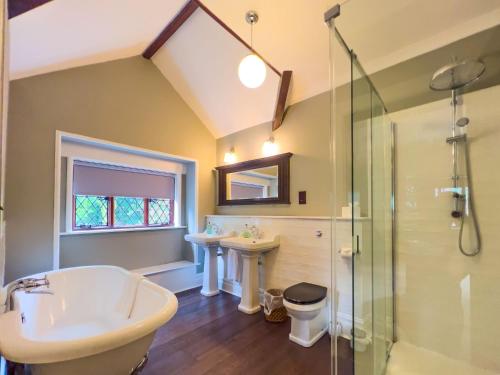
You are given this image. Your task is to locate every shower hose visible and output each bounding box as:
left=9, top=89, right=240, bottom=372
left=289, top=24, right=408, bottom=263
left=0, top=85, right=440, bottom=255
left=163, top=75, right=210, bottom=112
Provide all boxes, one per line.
left=458, top=138, right=481, bottom=256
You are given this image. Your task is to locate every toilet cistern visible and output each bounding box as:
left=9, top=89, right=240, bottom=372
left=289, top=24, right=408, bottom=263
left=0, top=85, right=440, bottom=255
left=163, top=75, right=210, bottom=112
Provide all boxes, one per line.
left=184, top=231, right=234, bottom=297
left=220, top=234, right=280, bottom=314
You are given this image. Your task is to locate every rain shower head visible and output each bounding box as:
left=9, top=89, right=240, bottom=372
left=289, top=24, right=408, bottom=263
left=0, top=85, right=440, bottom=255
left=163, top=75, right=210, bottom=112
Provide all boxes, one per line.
left=429, top=59, right=485, bottom=91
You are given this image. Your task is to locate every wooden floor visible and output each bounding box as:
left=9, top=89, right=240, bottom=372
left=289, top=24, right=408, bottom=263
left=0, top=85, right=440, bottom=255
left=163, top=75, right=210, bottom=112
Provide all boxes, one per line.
left=143, top=287, right=353, bottom=375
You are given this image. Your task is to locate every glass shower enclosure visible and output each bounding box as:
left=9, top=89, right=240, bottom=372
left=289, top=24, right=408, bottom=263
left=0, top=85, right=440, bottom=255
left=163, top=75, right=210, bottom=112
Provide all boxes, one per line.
left=351, top=54, right=395, bottom=375
left=329, top=3, right=500, bottom=374
left=328, top=14, right=395, bottom=375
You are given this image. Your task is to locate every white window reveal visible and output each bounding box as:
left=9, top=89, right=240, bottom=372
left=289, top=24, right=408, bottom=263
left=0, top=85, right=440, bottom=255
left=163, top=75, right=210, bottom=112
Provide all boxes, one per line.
left=61, top=138, right=187, bottom=234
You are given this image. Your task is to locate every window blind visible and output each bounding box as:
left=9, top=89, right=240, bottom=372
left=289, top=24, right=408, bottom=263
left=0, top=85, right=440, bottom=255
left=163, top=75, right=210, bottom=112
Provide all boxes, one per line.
left=230, top=182, right=265, bottom=199
left=73, top=161, right=175, bottom=199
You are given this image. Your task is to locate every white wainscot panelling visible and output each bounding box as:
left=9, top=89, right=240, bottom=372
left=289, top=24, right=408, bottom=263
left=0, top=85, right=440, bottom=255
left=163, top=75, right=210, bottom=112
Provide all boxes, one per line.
left=208, top=215, right=331, bottom=289
left=207, top=215, right=358, bottom=336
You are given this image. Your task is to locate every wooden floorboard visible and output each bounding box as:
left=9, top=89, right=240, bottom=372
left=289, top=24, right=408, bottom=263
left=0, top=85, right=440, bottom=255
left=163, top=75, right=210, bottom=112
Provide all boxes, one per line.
left=144, top=287, right=353, bottom=375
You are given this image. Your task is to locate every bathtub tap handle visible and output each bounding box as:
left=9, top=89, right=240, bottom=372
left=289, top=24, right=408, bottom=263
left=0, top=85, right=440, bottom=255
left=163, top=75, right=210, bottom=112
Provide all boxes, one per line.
left=26, top=289, right=54, bottom=295
left=23, top=275, right=50, bottom=292
left=4, top=275, right=52, bottom=312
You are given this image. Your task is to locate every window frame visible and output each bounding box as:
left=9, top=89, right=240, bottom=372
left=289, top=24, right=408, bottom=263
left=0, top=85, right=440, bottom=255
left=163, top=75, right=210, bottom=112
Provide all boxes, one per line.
left=147, top=197, right=175, bottom=228
left=72, top=196, right=176, bottom=231
left=112, top=196, right=146, bottom=229
left=72, top=195, right=111, bottom=230
left=68, top=158, right=181, bottom=232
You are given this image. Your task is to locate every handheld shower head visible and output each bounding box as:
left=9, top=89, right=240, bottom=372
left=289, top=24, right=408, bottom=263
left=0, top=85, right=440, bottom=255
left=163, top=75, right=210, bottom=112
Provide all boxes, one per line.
left=430, top=59, right=485, bottom=91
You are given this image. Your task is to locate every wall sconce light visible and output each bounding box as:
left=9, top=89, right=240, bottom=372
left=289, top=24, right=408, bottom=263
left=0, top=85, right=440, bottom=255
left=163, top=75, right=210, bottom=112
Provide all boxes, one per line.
left=224, top=147, right=237, bottom=164
left=262, top=137, right=278, bottom=157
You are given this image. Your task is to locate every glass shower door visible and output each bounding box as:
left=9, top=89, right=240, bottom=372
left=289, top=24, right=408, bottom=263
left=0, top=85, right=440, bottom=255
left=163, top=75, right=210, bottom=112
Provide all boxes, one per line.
left=327, top=16, right=394, bottom=374
left=351, top=54, right=394, bottom=375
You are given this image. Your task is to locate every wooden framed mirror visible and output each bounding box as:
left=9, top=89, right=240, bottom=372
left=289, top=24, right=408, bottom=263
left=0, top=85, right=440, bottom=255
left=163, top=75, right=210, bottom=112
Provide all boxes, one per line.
left=215, top=153, right=293, bottom=206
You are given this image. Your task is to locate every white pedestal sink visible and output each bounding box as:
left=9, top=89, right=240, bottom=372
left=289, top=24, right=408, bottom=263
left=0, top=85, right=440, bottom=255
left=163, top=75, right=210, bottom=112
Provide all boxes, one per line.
left=220, top=236, right=280, bottom=314
left=184, top=233, right=233, bottom=297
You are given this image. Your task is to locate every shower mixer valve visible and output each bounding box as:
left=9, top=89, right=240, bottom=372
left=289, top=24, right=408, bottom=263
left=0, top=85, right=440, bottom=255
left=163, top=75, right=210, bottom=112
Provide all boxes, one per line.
left=451, top=192, right=465, bottom=218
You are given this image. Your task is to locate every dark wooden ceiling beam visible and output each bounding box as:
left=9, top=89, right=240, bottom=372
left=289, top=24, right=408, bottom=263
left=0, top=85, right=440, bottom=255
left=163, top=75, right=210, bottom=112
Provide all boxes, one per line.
left=272, top=70, right=293, bottom=131
left=142, top=0, right=281, bottom=76
left=8, top=0, right=52, bottom=19
left=142, top=0, right=199, bottom=59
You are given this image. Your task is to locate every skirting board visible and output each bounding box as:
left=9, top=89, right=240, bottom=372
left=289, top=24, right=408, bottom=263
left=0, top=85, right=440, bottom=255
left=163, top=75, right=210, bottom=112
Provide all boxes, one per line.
left=220, top=278, right=241, bottom=297
left=337, top=311, right=367, bottom=339
left=220, top=278, right=267, bottom=307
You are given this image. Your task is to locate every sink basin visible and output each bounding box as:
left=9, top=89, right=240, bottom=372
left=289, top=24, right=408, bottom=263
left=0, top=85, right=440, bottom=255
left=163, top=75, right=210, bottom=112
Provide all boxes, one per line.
left=220, top=235, right=280, bottom=252
left=184, top=232, right=233, bottom=246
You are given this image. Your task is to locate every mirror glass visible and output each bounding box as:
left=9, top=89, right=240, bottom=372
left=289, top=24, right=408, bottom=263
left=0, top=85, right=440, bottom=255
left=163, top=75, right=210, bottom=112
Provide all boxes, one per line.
left=227, top=166, right=279, bottom=200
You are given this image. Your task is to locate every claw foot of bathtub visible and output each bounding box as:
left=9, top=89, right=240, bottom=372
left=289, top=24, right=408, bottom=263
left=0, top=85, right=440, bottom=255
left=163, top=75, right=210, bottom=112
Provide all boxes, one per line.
left=130, top=353, right=149, bottom=375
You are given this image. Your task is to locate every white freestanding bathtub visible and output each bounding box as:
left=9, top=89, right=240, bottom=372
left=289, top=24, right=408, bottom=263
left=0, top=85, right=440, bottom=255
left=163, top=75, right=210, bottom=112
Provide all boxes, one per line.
left=0, top=265, right=178, bottom=375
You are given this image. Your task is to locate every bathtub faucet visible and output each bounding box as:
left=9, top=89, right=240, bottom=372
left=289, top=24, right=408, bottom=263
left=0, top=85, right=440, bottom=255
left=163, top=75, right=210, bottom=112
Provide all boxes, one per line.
left=2, top=275, right=52, bottom=312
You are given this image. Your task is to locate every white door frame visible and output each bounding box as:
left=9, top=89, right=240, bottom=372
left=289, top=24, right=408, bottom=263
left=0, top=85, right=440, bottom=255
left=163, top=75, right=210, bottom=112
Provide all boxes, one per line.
left=0, top=0, right=8, bottom=286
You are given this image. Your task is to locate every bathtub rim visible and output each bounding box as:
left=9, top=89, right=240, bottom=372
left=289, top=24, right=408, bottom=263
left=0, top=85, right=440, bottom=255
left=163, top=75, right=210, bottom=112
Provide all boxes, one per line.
left=0, top=265, right=178, bottom=364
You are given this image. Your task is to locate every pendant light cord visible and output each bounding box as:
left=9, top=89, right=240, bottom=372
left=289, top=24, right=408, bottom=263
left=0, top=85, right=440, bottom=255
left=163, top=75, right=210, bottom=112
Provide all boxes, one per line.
left=250, top=21, right=253, bottom=48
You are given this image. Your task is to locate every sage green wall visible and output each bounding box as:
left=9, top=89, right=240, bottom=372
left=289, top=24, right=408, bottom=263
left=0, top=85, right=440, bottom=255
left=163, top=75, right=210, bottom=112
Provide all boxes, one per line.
left=59, top=229, right=186, bottom=270
left=5, top=56, right=216, bottom=282
left=216, top=92, right=335, bottom=216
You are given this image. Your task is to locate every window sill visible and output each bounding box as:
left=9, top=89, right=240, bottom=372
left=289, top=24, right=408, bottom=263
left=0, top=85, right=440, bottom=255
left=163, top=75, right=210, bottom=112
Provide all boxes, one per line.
left=60, top=226, right=187, bottom=236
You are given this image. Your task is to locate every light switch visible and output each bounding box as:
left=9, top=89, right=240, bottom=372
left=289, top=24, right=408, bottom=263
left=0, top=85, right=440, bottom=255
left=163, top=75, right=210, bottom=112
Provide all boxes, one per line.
left=299, top=191, right=306, bottom=204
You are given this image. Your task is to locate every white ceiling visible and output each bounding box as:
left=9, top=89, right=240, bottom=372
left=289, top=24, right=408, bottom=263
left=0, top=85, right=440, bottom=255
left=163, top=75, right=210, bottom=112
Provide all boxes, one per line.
left=336, top=0, right=500, bottom=76
left=152, top=9, right=280, bottom=138
left=9, top=0, right=500, bottom=137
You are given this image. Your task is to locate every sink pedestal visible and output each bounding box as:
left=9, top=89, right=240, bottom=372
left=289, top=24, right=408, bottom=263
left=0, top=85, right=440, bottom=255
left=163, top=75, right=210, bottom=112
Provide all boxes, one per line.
left=238, top=252, right=261, bottom=314
left=218, top=235, right=280, bottom=315
left=200, top=245, right=220, bottom=297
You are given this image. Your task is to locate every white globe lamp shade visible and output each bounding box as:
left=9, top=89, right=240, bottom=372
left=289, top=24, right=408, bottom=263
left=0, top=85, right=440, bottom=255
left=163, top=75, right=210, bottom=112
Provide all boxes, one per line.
left=238, top=54, right=267, bottom=88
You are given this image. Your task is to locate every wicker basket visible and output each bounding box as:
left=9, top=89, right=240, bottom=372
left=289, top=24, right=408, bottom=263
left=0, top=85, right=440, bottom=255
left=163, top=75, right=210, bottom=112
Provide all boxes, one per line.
left=264, top=289, right=288, bottom=323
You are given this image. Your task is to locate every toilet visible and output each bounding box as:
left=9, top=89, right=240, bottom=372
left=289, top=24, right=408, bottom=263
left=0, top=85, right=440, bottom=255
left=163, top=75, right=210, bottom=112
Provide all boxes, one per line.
left=283, top=282, right=328, bottom=347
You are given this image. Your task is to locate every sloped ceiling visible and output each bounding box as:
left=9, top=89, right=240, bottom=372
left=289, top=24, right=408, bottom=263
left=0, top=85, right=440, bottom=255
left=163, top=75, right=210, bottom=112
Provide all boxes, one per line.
left=151, top=8, right=280, bottom=138
left=9, top=0, right=500, bottom=137
left=9, top=0, right=188, bottom=79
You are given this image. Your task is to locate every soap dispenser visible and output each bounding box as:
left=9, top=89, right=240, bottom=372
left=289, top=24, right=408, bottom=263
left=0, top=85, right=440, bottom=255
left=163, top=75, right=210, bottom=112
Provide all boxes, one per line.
left=241, top=224, right=251, bottom=238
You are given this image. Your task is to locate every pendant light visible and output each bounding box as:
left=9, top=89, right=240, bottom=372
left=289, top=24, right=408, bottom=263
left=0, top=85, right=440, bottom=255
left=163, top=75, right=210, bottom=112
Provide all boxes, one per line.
left=238, top=11, right=266, bottom=89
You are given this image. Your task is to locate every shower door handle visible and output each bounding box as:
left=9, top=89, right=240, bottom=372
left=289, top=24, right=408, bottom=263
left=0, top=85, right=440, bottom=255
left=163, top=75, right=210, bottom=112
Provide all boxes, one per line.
left=355, top=235, right=360, bottom=255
